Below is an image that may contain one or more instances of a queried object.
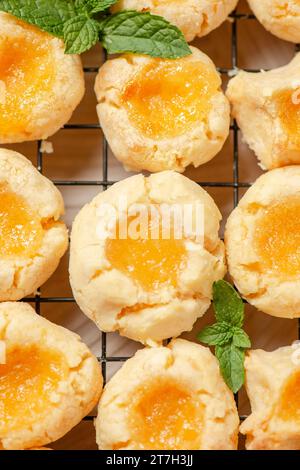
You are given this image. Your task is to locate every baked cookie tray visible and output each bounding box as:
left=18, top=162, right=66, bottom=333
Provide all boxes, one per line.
left=2, top=0, right=299, bottom=449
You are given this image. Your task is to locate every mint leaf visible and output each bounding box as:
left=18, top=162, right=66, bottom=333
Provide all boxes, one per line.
left=91, top=0, right=118, bottom=12
left=75, top=0, right=117, bottom=14
left=215, top=344, right=245, bottom=394
left=197, top=280, right=251, bottom=393
left=100, top=10, right=191, bottom=59
left=0, top=0, right=76, bottom=37
left=0, top=2, right=191, bottom=58
left=213, top=280, right=244, bottom=327
left=63, top=14, right=99, bottom=54
left=197, top=322, right=233, bottom=346
left=232, top=328, right=251, bottom=349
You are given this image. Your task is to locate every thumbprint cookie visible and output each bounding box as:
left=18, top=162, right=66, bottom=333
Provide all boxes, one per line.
left=96, top=339, right=239, bottom=450
left=225, top=166, right=300, bottom=318
left=0, top=149, right=68, bottom=301
left=227, top=54, right=300, bottom=169
left=95, top=46, right=230, bottom=173
left=0, top=302, right=102, bottom=450
left=248, top=0, right=300, bottom=43
left=112, top=1, right=238, bottom=42
left=0, top=12, right=84, bottom=143
left=241, top=346, right=300, bottom=449
left=70, top=171, right=226, bottom=345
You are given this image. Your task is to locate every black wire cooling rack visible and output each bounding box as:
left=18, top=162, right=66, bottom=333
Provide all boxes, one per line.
left=22, top=10, right=300, bottom=437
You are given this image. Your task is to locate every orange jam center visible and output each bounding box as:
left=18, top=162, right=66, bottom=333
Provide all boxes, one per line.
left=0, top=21, right=54, bottom=136
left=254, top=196, right=300, bottom=277
left=105, top=215, right=186, bottom=291
left=0, top=186, right=44, bottom=258
left=274, top=89, right=300, bottom=147
left=129, top=380, right=203, bottom=450
left=277, top=371, right=300, bottom=422
left=121, top=59, right=220, bottom=139
left=0, top=345, right=68, bottom=433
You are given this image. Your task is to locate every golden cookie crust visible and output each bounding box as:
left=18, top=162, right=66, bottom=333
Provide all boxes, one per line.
left=0, top=302, right=102, bottom=450
left=70, top=171, right=226, bottom=345
left=241, top=346, right=300, bottom=450
left=112, top=0, right=238, bottom=42
left=95, top=46, right=230, bottom=173
left=0, top=148, right=68, bottom=301
left=95, top=339, right=239, bottom=450
left=225, top=166, right=300, bottom=318
left=227, top=54, right=300, bottom=170
left=248, top=0, right=300, bottom=43
left=0, top=13, right=84, bottom=143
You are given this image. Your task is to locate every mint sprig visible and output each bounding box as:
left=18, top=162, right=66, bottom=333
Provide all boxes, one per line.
left=197, top=280, right=251, bottom=393
left=0, top=0, right=76, bottom=37
left=0, top=0, right=191, bottom=58
left=63, top=14, right=99, bottom=54
left=76, top=0, right=119, bottom=14
left=100, top=10, right=191, bottom=58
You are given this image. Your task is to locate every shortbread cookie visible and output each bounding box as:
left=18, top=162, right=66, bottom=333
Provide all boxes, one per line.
left=0, top=149, right=68, bottom=300
left=0, top=13, right=84, bottom=143
left=96, top=339, right=239, bottom=450
left=227, top=54, right=300, bottom=169
left=0, top=302, right=102, bottom=450
left=241, top=346, right=300, bottom=450
left=112, top=1, right=238, bottom=42
left=225, top=166, right=300, bottom=318
left=248, top=0, right=300, bottom=43
left=95, top=47, right=230, bottom=173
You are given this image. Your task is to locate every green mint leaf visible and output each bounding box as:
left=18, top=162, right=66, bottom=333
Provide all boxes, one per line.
left=100, top=10, right=191, bottom=59
left=215, top=343, right=245, bottom=393
left=63, top=14, right=99, bottom=54
left=75, top=0, right=117, bottom=14
left=0, top=0, right=76, bottom=37
left=197, top=322, right=234, bottom=346
left=197, top=281, right=250, bottom=393
left=213, top=280, right=244, bottom=327
left=232, top=328, right=251, bottom=349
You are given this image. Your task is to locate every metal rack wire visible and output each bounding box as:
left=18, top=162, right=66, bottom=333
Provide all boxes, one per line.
left=25, top=10, right=300, bottom=434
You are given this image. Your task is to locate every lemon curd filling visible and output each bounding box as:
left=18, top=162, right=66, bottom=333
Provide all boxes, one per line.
left=254, top=196, right=300, bottom=277
left=0, top=345, right=68, bottom=433
left=121, top=59, right=220, bottom=139
left=277, top=371, right=300, bottom=423
left=105, top=216, right=186, bottom=291
left=129, top=380, right=203, bottom=450
left=274, top=89, right=300, bottom=147
left=0, top=23, right=54, bottom=136
left=0, top=186, right=44, bottom=258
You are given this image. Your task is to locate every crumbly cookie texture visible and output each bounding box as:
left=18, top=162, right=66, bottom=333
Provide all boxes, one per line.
left=248, top=0, right=300, bottom=43
left=0, top=302, right=102, bottom=450
left=0, top=149, right=68, bottom=300
left=227, top=54, right=300, bottom=170
left=0, top=12, right=84, bottom=143
left=95, top=339, right=239, bottom=450
left=112, top=0, right=238, bottom=42
left=225, top=166, right=300, bottom=318
left=95, top=46, right=230, bottom=173
left=241, top=346, right=300, bottom=450
left=70, top=171, right=226, bottom=345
